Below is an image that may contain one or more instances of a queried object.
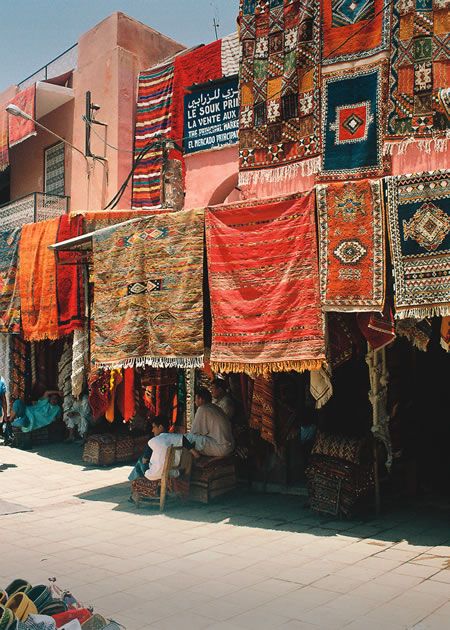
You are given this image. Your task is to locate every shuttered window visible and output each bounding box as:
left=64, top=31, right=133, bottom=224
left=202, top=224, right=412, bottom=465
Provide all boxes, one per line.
left=44, top=142, right=65, bottom=196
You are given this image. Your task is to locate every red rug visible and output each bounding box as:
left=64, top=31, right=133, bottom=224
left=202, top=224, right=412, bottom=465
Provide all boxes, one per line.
left=8, top=85, right=36, bottom=146
left=317, top=179, right=385, bottom=312
left=206, top=192, right=325, bottom=374
left=55, top=214, right=84, bottom=336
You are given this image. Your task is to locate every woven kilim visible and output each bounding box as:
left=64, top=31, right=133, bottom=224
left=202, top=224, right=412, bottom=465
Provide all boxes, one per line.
left=317, top=179, right=385, bottom=311
left=206, top=192, right=326, bottom=374
left=387, top=170, right=450, bottom=318
left=0, top=103, right=9, bottom=172
left=92, top=209, right=204, bottom=369
left=18, top=218, right=60, bottom=341
left=249, top=374, right=276, bottom=446
left=0, top=227, right=21, bottom=334
left=8, top=85, right=36, bottom=147
left=238, top=0, right=321, bottom=185
left=320, top=62, right=390, bottom=180
left=55, top=215, right=84, bottom=336
left=132, top=62, right=174, bottom=210
left=322, top=0, right=391, bottom=65
left=386, top=0, right=450, bottom=151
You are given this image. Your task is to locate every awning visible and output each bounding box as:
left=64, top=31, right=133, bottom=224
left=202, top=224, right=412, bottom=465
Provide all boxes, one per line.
left=35, top=81, right=73, bottom=119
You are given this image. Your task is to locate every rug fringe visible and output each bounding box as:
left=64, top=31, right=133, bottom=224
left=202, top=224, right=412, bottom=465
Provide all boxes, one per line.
left=210, top=359, right=325, bottom=375
left=238, top=157, right=320, bottom=186
left=384, top=132, right=449, bottom=156
left=395, top=305, right=450, bottom=319
left=95, top=355, right=204, bottom=370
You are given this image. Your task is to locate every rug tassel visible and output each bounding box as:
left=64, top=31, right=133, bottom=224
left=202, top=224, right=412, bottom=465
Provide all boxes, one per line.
left=95, top=355, right=204, bottom=370
left=210, top=359, right=325, bottom=375
left=238, top=157, right=320, bottom=186
left=395, top=306, right=450, bottom=320
left=385, top=134, right=449, bottom=156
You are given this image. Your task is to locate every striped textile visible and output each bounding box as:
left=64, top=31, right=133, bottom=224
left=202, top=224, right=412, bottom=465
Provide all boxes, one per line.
left=132, top=62, right=175, bottom=210
left=221, top=32, right=239, bottom=77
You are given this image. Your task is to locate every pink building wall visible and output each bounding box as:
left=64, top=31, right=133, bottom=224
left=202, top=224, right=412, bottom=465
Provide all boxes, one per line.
left=184, top=146, right=240, bottom=208
left=5, top=12, right=184, bottom=210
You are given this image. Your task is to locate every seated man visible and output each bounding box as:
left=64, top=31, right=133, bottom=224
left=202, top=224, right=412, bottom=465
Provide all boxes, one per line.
left=10, top=389, right=62, bottom=433
left=186, top=387, right=235, bottom=458
left=129, top=415, right=182, bottom=482
left=211, top=378, right=235, bottom=421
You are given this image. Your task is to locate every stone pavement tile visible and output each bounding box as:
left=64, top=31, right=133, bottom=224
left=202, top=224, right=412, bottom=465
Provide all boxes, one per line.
left=187, top=579, right=242, bottom=598
left=325, top=593, right=379, bottom=617
left=372, top=570, right=425, bottom=590
left=148, top=611, right=217, bottom=630
left=374, top=547, right=423, bottom=562
left=287, top=605, right=351, bottom=629
left=392, top=563, right=441, bottom=579
left=312, top=574, right=365, bottom=594
left=201, top=623, right=246, bottom=630
left=256, top=586, right=338, bottom=618
left=349, top=581, right=405, bottom=602
left=252, top=578, right=304, bottom=596
left=410, top=578, right=450, bottom=600
left=411, top=613, right=450, bottom=630
left=280, top=622, right=320, bottom=630
left=89, top=590, right=148, bottom=615
left=192, top=599, right=258, bottom=622
left=274, top=565, right=338, bottom=586
left=429, top=569, right=450, bottom=584
left=217, top=569, right=268, bottom=588
left=363, top=591, right=445, bottom=627
left=411, top=554, right=449, bottom=570
left=344, top=619, right=404, bottom=630
left=228, top=608, right=291, bottom=629
left=220, top=587, right=280, bottom=610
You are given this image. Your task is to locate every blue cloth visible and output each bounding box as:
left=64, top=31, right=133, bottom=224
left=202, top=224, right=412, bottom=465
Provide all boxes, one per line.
left=128, top=457, right=149, bottom=481
left=12, top=398, right=61, bottom=433
left=0, top=377, right=6, bottom=396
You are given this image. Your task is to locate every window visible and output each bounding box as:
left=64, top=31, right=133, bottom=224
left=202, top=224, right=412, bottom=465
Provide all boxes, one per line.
left=44, top=142, right=65, bottom=196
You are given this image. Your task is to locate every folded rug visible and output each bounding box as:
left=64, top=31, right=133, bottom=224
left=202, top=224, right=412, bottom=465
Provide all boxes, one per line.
left=0, top=227, right=21, bottom=333
left=386, top=170, right=450, bottom=319
left=18, top=218, right=60, bottom=341
left=206, top=192, right=325, bottom=374
left=317, top=179, right=385, bottom=312
left=92, top=209, right=204, bottom=369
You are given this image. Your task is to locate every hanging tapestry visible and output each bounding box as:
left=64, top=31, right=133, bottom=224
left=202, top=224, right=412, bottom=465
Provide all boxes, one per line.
left=132, top=62, right=175, bottom=210
left=206, top=192, right=326, bottom=374
left=9, top=335, right=30, bottom=402
left=441, top=316, right=450, bottom=351
left=88, top=369, right=111, bottom=421
left=238, top=0, right=321, bottom=185
left=0, top=334, right=10, bottom=393
left=327, top=312, right=361, bottom=368
left=221, top=32, right=240, bottom=77
left=92, top=208, right=204, bottom=369
left=357, top=302, right=396, bottom=350
left=0, top=227, right=21, bottom=334
left=396, top=317, right=432, bottom=351
left=320, top=61, right=390, bottom=180
left=317, top=179, right=385, bottom=311
left=71, top=325, right=89, bottom=399
left=8, top=85, right=36, bottom=147
left=0, top=103, right=9, bottom=172
left=322, top=0, right=391, bottom=65
left=386, top=0, right=450, bottom=153
left=55, top=215, right=84, bottom=336
left=249, top=374, right=276, bottom=446
left=18, top=218, right=60, bottom=341
left=386, top=170, right=450, bottom=318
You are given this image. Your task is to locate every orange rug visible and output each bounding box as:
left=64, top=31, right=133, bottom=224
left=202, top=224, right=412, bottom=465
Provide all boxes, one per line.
left=19, top=218, right=60, bottom=341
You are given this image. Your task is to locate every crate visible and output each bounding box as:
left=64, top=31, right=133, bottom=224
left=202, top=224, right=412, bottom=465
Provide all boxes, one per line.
left=82, top=434, right=116, bottom=466
left=115, top=435, right=134, bottom=463
left=11, top=426, right=32, bottom=450
left=190, top=456, right=236, bottom=504
left=31, top=426, right=49, bottom=446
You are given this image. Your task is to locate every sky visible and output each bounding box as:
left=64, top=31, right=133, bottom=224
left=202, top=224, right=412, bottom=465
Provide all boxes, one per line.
left=0, top=0, right=238, bottom=92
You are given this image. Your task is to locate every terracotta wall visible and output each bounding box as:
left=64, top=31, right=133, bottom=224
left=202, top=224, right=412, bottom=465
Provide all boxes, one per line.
left=184, top=146, right=240, bottom=209
left=6, top=12, right=184, bottom=211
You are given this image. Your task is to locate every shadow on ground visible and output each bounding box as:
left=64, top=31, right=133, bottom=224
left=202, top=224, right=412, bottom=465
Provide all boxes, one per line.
left=76, top=480, right=450, bottom=549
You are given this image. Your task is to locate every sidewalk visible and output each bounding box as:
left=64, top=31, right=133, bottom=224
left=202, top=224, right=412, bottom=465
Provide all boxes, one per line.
left=0, top=443, right=449, bottom=630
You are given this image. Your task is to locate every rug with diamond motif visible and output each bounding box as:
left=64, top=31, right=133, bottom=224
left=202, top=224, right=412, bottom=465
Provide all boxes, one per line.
left=206, top=191, right=326, bottom=375
left=386, top=0, right=450, bottom=153
left=386, top=169, right=450, bottom=319
left=0, top=227, right=21, bottom=334
left=92, top=209, right=204, bottom=369
left=320, top=61, right=390, bottom=181
left=317, top=179, right=385, bottom=312
left=238, top=0, right=321, bottom=185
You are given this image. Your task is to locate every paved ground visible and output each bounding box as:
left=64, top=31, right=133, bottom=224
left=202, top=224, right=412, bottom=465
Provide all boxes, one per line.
left=0, top=443, right=449, bottom=630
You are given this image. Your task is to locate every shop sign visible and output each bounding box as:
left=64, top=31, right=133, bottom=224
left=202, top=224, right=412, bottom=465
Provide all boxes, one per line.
left=184, top=77, right=239, bottom=154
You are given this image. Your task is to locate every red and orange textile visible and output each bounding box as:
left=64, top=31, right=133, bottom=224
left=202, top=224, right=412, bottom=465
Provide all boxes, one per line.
left=0, top=227, right=21, bottom=334
left=88, top=369, right=111, bottom=421
left=441, top=317, right=450, bottom=352
left=317, top=179, right=385, bottom=312
left=0, top=104, right=9, bottom=172
left=117, top=367, right=136, bottom=422
left=8, top=85, right=36, bottom=147
left=322, top=0, right=391, bottom=65
left=327, top=312, right=361, bottom=368
left=55, top=214, right=84, bottom=336
left=132, top=62, right=175, bottom=210
left=238, top=0, right=321, bottom=185
left=249, top=374, right=276, bottom=446
left=18, top=218, right=60, bottom=341
left=357, top=303, right=396, bottom=350
left=206, top=192, right=326, bottom=374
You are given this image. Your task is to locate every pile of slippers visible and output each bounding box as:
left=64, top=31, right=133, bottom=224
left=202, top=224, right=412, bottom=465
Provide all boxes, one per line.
left=0, top=580, right=122, bottom=630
